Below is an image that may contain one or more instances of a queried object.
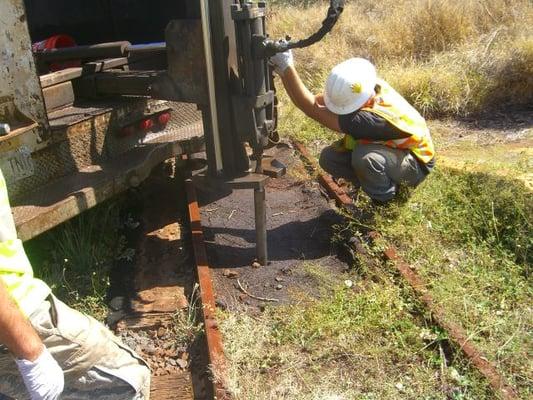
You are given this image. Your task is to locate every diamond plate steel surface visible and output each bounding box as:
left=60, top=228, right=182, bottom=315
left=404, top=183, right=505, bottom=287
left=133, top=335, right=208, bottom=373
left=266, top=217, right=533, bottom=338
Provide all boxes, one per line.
left=9, top=100, right=203, bottom=203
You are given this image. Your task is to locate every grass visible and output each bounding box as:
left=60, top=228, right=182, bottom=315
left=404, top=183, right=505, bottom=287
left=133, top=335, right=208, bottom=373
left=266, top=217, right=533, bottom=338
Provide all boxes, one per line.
left=24, top=199, right=129, bottom=320
left=172, top=283, right=204, bottom=348
left=365, top=165, right=532, bottom=397
left=221, top=274, right=492, bottom=399
left=269, top=0, right=533, bottom=119
left=218, top=1, right=533, bottom=398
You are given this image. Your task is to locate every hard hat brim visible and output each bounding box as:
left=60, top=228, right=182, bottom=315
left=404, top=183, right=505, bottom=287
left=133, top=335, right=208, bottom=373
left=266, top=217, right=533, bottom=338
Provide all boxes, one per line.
left=323, top=90, right=374, bottom=115
left=323, top=58, right=377, bottom=115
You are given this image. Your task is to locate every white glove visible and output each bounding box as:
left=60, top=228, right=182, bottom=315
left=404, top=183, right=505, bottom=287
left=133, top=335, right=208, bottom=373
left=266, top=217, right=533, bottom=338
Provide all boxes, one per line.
left=15, top=346, right=64, bottom=400
left=269, top=48, right=294, bottom=76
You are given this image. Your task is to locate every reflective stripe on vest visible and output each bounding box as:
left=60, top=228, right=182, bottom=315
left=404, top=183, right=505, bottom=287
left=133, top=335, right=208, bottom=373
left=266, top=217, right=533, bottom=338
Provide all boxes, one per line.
left=0, top=169, right=50, bottom=315
left=341, top=79, right=435, bottom=164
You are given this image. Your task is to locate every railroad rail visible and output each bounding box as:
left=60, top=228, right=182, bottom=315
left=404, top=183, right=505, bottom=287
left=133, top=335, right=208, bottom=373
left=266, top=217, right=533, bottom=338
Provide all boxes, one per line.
left=113, top=172, right=229, bottom=400
left=119, top=140, right=518, bottom=399
left=293, top=141, right=519, bottom=400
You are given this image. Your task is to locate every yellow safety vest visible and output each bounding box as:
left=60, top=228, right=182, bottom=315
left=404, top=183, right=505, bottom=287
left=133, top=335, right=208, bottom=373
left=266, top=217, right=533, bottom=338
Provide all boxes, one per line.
left=342, top=79, right=435, bottom=164
left=0, top=169, right=50, bottom=316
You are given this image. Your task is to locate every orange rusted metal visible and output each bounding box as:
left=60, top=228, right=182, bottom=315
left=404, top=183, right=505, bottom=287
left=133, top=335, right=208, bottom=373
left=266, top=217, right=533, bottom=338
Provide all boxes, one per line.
left=380, top=243, right=519, bottom=400
left=185, top=178, right=230, bottom=400
left=292, top=140, right=353, bottom=206
left=294, top=142, right=519, bottom=400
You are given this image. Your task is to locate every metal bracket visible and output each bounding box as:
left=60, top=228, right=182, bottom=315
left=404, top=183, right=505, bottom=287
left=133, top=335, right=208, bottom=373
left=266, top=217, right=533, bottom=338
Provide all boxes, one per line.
left=259, top=155, right=286, bottom=178
left=150, top=20, right=208, bottom=104
left=230, top=1, right=266, bottom=20
left=231, top=92, right=274, bottom=145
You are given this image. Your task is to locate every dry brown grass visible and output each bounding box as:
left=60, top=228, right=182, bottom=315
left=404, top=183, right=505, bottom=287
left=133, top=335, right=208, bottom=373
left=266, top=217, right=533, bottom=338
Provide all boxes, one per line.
left=268, top=0, right=533, bottom=117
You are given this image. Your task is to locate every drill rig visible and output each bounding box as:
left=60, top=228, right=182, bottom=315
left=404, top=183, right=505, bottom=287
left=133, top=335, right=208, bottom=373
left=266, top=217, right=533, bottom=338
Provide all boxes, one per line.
left=1, top=0, right=343, bottom=264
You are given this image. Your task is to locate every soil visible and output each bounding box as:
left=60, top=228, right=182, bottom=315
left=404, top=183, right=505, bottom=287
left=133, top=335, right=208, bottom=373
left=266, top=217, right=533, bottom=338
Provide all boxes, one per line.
left=430, top=107, right=533, bottom=147
left=198, top=144, right=348, bottom=310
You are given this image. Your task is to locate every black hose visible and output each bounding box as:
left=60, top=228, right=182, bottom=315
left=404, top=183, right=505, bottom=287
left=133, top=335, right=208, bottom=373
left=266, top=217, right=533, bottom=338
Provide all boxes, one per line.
left=286, top=0, right=345, bottom=50
left=262, top=0, right=345, bottom=57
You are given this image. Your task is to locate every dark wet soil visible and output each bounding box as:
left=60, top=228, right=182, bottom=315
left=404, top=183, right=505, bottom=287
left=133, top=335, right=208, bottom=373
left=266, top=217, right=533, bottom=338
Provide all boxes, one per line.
left=198, top=144, right=347, bottom=309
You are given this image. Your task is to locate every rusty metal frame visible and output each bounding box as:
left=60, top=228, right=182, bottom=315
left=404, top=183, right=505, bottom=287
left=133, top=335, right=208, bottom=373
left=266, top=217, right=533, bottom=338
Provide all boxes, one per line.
left=14, top=135, right=204, bottom=242
left=294, top=142, right=519, bottom=400
left=185, top=178, right=230, bottom=400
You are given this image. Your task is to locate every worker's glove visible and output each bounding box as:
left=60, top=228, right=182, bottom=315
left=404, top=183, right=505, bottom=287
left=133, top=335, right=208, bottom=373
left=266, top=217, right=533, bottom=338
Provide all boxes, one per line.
left=269, top=47, right=294, bottom=76
left=15, top=346, right=64, bottom=400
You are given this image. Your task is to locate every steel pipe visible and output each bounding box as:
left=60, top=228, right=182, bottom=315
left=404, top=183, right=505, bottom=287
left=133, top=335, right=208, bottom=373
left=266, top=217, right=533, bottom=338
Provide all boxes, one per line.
left=254, top=187, right=267, bottom=265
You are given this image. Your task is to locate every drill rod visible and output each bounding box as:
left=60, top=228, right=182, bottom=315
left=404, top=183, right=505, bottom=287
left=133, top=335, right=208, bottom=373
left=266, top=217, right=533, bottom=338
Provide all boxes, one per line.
left=254, top=187, right=267, bottom=266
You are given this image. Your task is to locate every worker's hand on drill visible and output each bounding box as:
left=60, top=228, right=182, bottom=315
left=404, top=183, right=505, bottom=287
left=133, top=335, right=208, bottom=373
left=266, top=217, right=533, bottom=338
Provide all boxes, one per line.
left=269, top=44, right=294, bottom=76
left=15, top=345, right=64, bottom=400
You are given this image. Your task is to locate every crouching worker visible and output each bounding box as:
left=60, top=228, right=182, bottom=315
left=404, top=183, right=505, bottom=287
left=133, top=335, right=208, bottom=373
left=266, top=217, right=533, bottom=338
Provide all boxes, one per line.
left=269, top=51, right=435, bottom=203
left=0, top=169, right=150, bottom=400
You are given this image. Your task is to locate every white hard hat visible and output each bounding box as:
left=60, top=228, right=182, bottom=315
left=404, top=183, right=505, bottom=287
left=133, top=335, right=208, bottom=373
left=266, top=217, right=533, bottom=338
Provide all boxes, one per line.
left=323, top=58, right=377, bottom=115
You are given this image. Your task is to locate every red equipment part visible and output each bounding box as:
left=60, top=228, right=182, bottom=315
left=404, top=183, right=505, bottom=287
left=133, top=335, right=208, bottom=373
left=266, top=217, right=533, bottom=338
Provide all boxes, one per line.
left=157, top=112, right=171, bottom=126
left=138, top=118, right=154, bottom=131
left=32, top=35, right=81, bottom=71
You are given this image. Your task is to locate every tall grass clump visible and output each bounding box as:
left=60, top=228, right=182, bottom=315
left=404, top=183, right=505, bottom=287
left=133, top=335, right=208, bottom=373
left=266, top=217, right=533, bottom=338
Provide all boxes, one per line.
left=25, top=201, right=128, bottom=319
left=269, top=0, right=533, bottom=117
left=367, top=167, right=532, bottom=396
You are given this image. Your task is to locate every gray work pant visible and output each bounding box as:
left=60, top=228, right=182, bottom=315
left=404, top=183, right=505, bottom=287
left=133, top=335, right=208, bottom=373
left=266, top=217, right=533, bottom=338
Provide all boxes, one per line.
left=319, top=143, right=428, bottom=202
left=0, top=295, right=151, bottom=400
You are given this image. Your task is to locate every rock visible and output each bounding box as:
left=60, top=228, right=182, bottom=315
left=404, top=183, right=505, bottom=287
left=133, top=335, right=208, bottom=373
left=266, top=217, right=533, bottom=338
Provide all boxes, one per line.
left=275, top=284, right=283, bottom=290
left=251, top=261, right=261, bottom=268
left=222, top=269, right=239, bottom=278
left=106, top=310, right=125, bottom=327
left=274, top=276, right=284, bottom=282
left=281, top=267, right=293, bottom=275
left=168, top=358, right=177, bottom=366
left=215, top=299, right=228, bottom=310
left=157, top=327, right=166, bottom=338
left=144, top=345, right=157, bottom=355
left=177, top=358, right=188, bottom=369
left=109, top=296, right=126, bottom=311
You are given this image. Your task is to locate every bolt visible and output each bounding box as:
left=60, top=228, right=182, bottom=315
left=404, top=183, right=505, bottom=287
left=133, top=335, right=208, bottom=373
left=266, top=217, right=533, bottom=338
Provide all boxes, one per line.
left=0, top=123, right=11, bottom=136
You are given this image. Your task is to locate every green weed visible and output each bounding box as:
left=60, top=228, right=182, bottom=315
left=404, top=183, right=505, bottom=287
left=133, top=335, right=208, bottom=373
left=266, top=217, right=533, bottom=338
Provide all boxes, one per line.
left=25, top=200, right=127, bottom=320
left=172, top=283, right=204, bottom=348
left=221, top=278, right=492, bottom=399
left=370, top=167, right=532, bottom=397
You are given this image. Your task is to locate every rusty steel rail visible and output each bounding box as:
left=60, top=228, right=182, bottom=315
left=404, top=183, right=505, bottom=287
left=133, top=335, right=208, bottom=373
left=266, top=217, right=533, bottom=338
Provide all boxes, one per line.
left=185, top=178, right=231, bottom=400
left=292, top=141, right=353, bottom=206
left=294, top=142, right=519, bottom=400
left=378, top=239, right=519, bottom=400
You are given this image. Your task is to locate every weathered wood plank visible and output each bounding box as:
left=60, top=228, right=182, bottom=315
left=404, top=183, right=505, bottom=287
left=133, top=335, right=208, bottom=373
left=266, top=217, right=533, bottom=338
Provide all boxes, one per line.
left=151, top=373, right=194, bottom=400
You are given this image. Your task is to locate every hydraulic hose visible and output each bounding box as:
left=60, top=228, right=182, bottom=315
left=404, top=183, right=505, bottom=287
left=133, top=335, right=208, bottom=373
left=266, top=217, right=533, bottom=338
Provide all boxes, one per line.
left=286, top=0, right=345, bottom=50
left=261, top=0, right=345, bottom=57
